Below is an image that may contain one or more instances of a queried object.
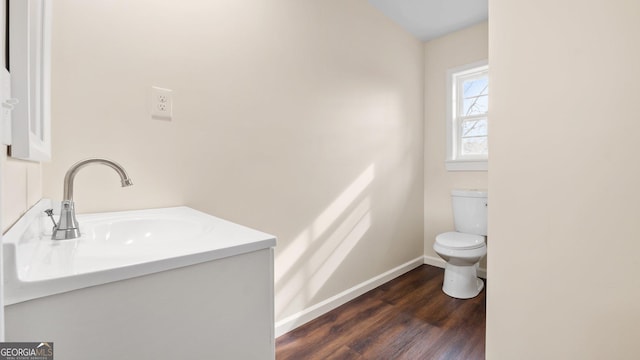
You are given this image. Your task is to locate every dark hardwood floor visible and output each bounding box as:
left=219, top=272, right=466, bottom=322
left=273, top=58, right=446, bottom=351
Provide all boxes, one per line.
left=276, top=265, right=486, bottom=360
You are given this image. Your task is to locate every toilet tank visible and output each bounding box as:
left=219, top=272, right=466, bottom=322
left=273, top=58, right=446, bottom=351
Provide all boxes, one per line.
left=451, top=189, right=488, bottom=236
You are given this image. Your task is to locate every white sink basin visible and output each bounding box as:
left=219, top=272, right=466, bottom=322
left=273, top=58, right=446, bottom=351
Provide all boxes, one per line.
left=3, top=199, right=276, bottom=305
left=85, top=217, right=209, bottom=245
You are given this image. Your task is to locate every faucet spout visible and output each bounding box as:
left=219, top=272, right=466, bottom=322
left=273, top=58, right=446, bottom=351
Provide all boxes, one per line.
left=53, top=158, right=133, bottom=240
left=63, top=158, right=133, bottom=202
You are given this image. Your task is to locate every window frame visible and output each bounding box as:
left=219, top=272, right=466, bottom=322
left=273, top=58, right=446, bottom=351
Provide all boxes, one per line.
left=445, top=60, right=488, bottom=171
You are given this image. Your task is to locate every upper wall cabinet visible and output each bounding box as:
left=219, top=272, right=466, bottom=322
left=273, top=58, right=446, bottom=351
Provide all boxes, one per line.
left=7, top=0, right=52, bottom=162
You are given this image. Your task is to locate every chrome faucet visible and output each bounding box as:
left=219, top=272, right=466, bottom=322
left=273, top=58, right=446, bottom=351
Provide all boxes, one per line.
left=49, top=158, right=133, bottom=240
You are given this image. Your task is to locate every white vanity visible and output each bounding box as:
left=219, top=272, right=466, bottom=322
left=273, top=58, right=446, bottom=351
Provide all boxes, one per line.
left=3, top=199, right=276, bottom=360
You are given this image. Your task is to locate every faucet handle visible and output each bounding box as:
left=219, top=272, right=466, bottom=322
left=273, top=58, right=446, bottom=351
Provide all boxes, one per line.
left=44, top=208, right=58, bottom=229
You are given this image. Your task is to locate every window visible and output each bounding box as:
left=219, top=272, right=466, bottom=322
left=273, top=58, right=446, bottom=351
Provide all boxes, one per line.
left=446, top=60, right=488, bottom=171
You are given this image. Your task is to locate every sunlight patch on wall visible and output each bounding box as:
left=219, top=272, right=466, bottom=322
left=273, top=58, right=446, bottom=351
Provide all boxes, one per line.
left=307, top=207, right=371, bottom=299
left=275, top=164, right=375, bottom=317
left=275, top=164, right=374, bottom=276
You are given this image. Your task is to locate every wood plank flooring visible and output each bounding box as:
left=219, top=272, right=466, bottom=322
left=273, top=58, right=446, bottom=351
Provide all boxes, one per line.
left=276, top=265, right=486, bottom=360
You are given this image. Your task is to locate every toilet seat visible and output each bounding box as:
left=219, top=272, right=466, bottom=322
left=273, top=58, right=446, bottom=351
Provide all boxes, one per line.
left=435, top=232, right=485, bottom=250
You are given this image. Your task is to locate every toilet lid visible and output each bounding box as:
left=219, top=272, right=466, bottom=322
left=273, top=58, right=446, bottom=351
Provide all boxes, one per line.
left=435, top=232, right=485, bottom=250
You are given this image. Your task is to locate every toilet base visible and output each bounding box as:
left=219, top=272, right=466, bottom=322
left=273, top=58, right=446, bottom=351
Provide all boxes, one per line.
left=442, top=262, right=484, bottom=299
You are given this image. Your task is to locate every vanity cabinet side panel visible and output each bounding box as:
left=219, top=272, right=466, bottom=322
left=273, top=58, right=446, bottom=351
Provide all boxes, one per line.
left=4, top=248, right=275, bottom=360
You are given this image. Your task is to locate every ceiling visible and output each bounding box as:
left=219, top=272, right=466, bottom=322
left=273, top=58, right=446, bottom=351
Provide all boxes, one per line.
left=368, top=0, right=488, bottom=41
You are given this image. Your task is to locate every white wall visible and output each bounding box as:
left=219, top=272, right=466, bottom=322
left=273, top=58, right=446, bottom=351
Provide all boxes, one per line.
left=1, top=158, right=41, bottom=232
left=487, top=0, right=640, bottom=358
left=423, top=22, right=488, bottom=265
left=41, top=0, right=424, bottom=324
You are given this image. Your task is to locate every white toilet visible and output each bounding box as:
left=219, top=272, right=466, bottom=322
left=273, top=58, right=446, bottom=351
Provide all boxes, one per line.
left=433, top=189, right=487, bottom=299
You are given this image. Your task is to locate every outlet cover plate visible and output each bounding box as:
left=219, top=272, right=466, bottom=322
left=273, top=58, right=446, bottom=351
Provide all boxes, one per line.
left=151, top=86, right=172, bottom=120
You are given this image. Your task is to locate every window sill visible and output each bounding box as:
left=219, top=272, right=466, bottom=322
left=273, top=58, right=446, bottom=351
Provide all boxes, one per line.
left=445, top=159, right=487, bottom=172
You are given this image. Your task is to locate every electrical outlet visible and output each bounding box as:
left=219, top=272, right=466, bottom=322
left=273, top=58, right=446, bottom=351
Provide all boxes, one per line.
left=151, top=86, right=173, bottom=120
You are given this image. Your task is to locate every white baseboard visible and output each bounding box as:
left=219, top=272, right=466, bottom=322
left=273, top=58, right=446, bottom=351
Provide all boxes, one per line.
left=274, top=256, right=424, bottom=338
left=423, top=255, right=487, bottom=279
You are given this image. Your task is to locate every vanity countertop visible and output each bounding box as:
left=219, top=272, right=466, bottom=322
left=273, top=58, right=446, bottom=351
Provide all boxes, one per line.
left=3, top=199, right=276, bottom=305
